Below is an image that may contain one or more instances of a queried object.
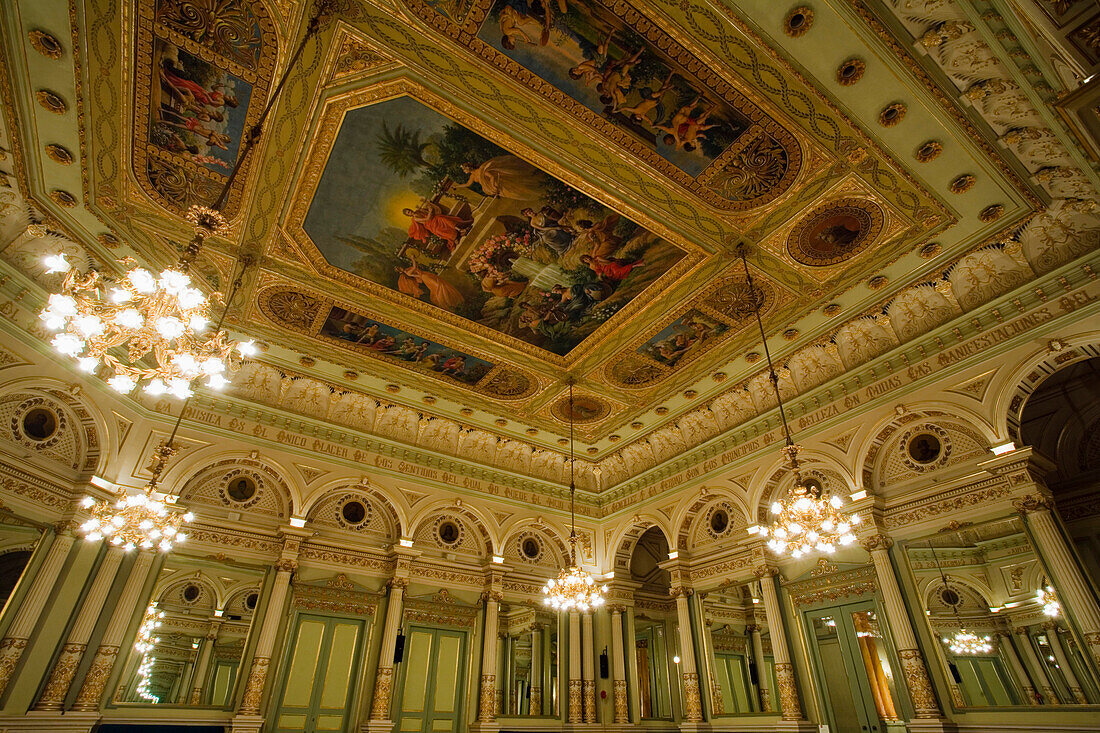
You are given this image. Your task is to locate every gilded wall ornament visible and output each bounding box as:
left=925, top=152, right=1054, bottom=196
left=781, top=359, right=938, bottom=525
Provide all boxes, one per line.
left=950, top=174, right=976, bottom=194
left=822, top=303, right=842, bottom=316
left=44, top=144, right=73, bottom=165
left=915, top=140, right=943, bottom=162
left=655, top=406, right=669, bottom=415
left=782, top=329, right=800, bottom=341
left=683, top=389, right=698, bottom=398
left=344, top=370, right=358, bottom=380
left=784, top=6, right=814, bottom=37
left=48, top=190, right=77, bottom=207
left=836, top=58, right=865, bottom=85
left=919, top=242, right=942, bottom=259
left=28, top=29, right=63, bottom=59
left=551, top=393, right=610, bottom=424
left=494, top=418, right=507, bottom=426
left=35, top=90, right=67, bottom=115
left=421, top=395, right=436, bottom=404
left=525, top=427, right=538, bottom=435
left=608, top=434, right=621, bottom=442
left=868, top=275, right=889, bottom=289
left=385, top=384, right=400, bottom=393
left=299, top=356, right=316, bottom=367
left=630, top=421, right=644, bottom=429
left=745, top=351, right=762, bottom=363
left=879, top=102, right=907, bottom=127
left=979, top=204, right=1005, bottom=222
left=787, top=198, right=884, bottom=266
left=712, top=371, right=727, bottom=382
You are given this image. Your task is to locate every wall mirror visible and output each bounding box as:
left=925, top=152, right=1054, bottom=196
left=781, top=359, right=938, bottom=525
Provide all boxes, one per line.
left=0, top=514, right=43, bottom=615
left=499, top=605, right=557, bottom=716
left=701, top=583, right=778, bottom=716
left=117, top=553, right=265, bottom=706
left=904, top=516, right=1100, bottom=708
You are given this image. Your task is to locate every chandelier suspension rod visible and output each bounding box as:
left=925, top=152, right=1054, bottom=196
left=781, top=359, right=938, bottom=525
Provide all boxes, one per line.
left=928, top=540, right=964, bottom=622
left=739, top=248, right=793, bottom=450
left=568, top=378, right=577, bottom=556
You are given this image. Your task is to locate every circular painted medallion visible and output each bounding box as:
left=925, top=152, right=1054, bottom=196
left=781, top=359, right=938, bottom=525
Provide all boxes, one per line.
left=786, top=198, right=883, bottom=267
left=551, top=393, right=610, bottom=424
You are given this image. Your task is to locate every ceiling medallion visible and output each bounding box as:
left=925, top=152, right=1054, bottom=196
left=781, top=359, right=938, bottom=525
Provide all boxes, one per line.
left=822, top=303, right=842, bottom=316
left=919, top=242, right=942, bottom=259
left=386, top=384, right=401, bottom=393
left=949, top=174, right=976, bottom=194
left=737, top=247, right=857, bottom=559
left=35, top=89, right=67, bottom=115
left=28, top=29, right=63, bottom=59
left=460, top=407, right=474, bottom=416
left=868, top=275, right=889, bottom=290
left=655, top=406, right=669, bottom=415
left=525, top=427, right=538, bottom=435
left=422, top=395, right=437, bottom=405
left=44, top=144, right=73, bottom=165
left=97, top=233, right=120, bottom=249
left=48, top=190, right=77, bottom=207
left=783, top=328, right=800, bottom=341
left=836, top=58, right=865, bottom=86
left=712, top=371, right=727, bottom=382
left=544, top=381, right=606, bottom=612
left=915, top=140, right=943, bottom=163
left=787, top=198, right=884, bottom=267
left=683, top=389, right=698, bottom=398
left=784, top=6, right=814, bottom=37
left=745, top=351, right=762, bottom=363
left=551, top=392, right=611, bottom=424
left=608, top=434, right=621, bottom=442
left=344, top=370, right=359, bottom=380
left=495, top=418, right=508, bottom=427
left=878, top=102, right=907, bottom=127
left=631, top=421, right=644, bottom=429
left=299, top=356, right=316, bottom=367
left=979, top=204, right=1005, bottom=222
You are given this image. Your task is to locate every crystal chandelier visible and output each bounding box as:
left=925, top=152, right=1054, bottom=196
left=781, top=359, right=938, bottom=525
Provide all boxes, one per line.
left=80, top=440, right=193, bottom=551
left=1038, top=584, right=1060, bottom=617
left=928, top=541, right=992, bottom=655
left=133, top=602, right=165, bottom=703
left=38, top=1, right=331, bottom=398
left=735, top=247, right=858, bottom=558
left=543, top=381, right=607, bottom=612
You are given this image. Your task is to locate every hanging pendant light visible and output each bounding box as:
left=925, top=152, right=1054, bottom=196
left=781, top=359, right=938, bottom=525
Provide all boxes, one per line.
left=39, top=1, right=332, bottom=398
left=1037, top=584, right=1060, bottom=617
left=736, top=247, right=858, bottom=557
left=928, top=541, right=992, bottom=655
left=543, top=380, right=607, bottom=612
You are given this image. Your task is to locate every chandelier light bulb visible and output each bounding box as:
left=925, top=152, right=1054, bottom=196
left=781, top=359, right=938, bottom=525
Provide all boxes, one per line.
left=1038, top=586, right=1060, bottom=617
left=43, top=253, right=69, bottom=273
left=944, top=629, right=993, bottom=655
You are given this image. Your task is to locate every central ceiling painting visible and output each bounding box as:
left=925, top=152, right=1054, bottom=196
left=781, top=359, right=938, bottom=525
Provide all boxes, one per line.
left=301, top=94, right=686, bottom=356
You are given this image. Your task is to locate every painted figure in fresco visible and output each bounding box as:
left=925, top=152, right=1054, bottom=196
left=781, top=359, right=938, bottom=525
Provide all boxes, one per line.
left=159, top=61, right=239, bottom=111
left=615, top=71, right=676, bottom=123
left=498, top=2, right=552, bottom=48
left=572, top=213, right=622, bottom=259
left=581, top=253, right=645, bottom=282
left=653, top=97, right=720, bottom=152
left=455, top=155, right=544, bottom=200
left=568, top=31, right=612, bottom=88
left=404, top=200, right=472, bottom=251
left=596, top=46, right=645, bottom=108
left=471, top=263, right=530, bottom=299
left=395, top=259, right=465, bottom=309
left=520, top=206, right=575, bottom=254
left=816, top=221, right=861, bottom=249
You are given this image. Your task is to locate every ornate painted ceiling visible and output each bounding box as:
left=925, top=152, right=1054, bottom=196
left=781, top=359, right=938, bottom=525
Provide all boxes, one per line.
left=0, top=0, right=1096, bottom=497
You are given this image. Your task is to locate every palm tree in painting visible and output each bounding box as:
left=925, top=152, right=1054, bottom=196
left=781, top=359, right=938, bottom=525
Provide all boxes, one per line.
left=375, top=121, right=431, bottom=176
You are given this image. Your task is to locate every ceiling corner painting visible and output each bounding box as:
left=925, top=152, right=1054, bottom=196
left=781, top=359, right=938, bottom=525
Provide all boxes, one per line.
left=133, top=0, right=277, bottom=216
left=290, top=85, right=692, bottom=357
left=403, top=0, right=801, bottom=210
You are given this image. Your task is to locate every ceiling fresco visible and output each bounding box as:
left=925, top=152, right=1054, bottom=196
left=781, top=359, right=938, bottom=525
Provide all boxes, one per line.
left=1, top=0, right=1070, bottom=476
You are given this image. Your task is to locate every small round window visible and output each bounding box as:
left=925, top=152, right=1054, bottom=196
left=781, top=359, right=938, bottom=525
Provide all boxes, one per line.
left=438, top=520, right=461, bottom=546
left=245, top=592, right=259, bottom=610
left=22, top=408, right=57, bottom=441
left=710, top=508, right=729, bottom=534
left=522, top=537, right=541, bottom=559
left=802, top=477, right=824, bottom=497
left=227, top=476, right=257, bottom=503
left=182, top=584, right=201, bottom=603
left=908, top=433, right=942, bottom=464
left=939, top=587, right=961, bottom=608
left=341, top=500, right=367, bottom=525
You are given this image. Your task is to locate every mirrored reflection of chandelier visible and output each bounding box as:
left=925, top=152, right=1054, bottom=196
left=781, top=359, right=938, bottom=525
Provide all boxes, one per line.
left=1038, top=584, right=1060, bottom=617
left=38, top=1, right=332, bottom=399
left=928, top=541, right=992, bottom=655
left=133, top=602, right=165, bottom=703
left=80, top=441, right=193, bottom=552
left=543, top=381, right=607, bottom=612
left=735, top=247, right=858, bottom=558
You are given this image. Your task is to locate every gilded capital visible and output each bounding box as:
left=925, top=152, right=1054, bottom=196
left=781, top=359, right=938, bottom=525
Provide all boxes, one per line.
left=1012, top=494, right=1055, bottom=515
left=861, top=534, right=893, bottom=552
left=275, top=558, right=298, bottom=573
left=387, top=577, right=409, bottom=590
left=669, top=586, right=693, bottom=599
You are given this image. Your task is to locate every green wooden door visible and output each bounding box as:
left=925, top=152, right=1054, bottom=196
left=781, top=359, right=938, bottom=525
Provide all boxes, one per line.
left=274, top=615, right=365, bottom=733
left=395, top=626, right=467, bottom=733
left=714, top=653, right=755, bottom=713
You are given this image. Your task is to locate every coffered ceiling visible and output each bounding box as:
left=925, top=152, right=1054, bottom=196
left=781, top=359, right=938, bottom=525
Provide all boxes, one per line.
left=0, top=0, right=1093, bottom=491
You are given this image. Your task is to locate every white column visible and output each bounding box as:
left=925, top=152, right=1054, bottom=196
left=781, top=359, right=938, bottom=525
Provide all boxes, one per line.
left=748, top=625, right=773, bottom=712
left=610, top=607, right=628, bottom=722
left=35, top=545, right=123, bottom=709
left=1045, top=623, right=1087, bottom=704
left=0, top=531, right=75, bottom=698
left=582, top=612, right=596, bottom=722
left=671, top=587, right=703, bottom=722
left=568, top=611, right=582, bottom=722
left=238, top=559, right=295, bottom=715
left=995, top=631, right=1037, bottom=704
left=72, top=550, right=155, bottom=711
left=188, top=621, right=221, bottom=705
left=369, top=577, right=407, bottom=720
left=1015, top=626, right=1058, bottom=704
left=865, top=535, right=943, bottom=718
left=530, top=626, right=542, bottom=715
left=759, top=572, right=801, bottom=721
left=1016, top=496, right=1100, bottom=671
left=478, top=592, right=501, bottom=721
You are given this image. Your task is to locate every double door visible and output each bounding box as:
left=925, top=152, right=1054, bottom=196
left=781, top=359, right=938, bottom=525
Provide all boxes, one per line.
left=806, top=602, right=903, bottom=733
left=394, top=626, right=468, bottom=733
left=274, top=615, right=365, bottom=733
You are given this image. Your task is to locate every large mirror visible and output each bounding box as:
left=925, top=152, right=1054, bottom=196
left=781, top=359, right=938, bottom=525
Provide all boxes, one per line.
left=702, top=583, right=779, bottom=716
left=117, top=554, right=264, bottom=706
left=499, top=604, right=557, bottom=716
left=0, top=514, right=43, bottom=615
left=905, top=516, right=1100, bottom=708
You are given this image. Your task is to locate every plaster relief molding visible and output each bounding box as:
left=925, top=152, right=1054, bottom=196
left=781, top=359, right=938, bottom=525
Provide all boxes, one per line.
left=291, top=579, right=380, bottom=616
left=298, top=542, right=395, bottom=573
left=785, top=565, right=877, bottom=607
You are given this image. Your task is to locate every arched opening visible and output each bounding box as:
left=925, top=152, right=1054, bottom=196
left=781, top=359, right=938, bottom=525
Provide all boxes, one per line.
left=628, top=527, right=675, bottom=720
left=1019, top=357, right=1100, bottom=592
left=0, top=550, right=32, bottom=608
